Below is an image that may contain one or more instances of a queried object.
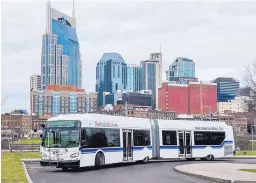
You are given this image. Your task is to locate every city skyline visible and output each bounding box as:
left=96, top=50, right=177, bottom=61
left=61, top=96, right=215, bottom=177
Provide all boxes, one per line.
left=2, top=1, right=256, bottom=113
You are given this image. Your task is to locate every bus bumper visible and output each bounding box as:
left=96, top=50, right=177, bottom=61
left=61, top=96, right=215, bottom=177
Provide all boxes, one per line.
left=40, top=160, right=80, bottom=168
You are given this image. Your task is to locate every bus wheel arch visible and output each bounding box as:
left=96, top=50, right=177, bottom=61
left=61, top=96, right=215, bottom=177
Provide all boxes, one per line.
left=205, top=154, right=214, bottom=161
left=95, top=151, right=105, bottom=170
left=143, top=156, right=149, bottom=164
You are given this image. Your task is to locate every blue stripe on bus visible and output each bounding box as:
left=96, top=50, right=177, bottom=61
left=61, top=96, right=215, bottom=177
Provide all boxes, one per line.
left=160, top=145, right=179, bottom=149
left=192, top=141, right=233, bottom=149
left=80, top=146, right=153, bottom=154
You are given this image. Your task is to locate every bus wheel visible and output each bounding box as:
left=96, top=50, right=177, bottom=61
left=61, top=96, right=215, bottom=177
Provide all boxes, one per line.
left=143, top=156, right=149, bottom=164
left=205, top=154, right=214, bottom=161
left=185, top=158, right=196, bottom=161
left=62, top=167, right=69, bottom=172
left=95, top=152, right=105, bottom=170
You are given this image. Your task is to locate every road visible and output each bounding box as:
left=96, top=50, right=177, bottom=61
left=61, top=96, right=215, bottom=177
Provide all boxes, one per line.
left=26, top=158, right=256, bottom=183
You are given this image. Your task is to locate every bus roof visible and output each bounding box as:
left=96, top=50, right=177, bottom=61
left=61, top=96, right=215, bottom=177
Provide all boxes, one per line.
left=47, top=114, right=231, bottom=131
left=48, top=113, right=152, bottom=129
left=157, top=119, right=231, bottom=131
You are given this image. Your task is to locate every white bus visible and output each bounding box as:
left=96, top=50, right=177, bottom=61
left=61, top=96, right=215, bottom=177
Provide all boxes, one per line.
left=39, top=114, right=234, bottom=171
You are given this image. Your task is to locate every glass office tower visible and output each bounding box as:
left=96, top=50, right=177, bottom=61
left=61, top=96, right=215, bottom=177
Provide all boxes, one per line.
left=41, top=1, right=82, bottom=90
left=96, top=53, right=127, bottom=107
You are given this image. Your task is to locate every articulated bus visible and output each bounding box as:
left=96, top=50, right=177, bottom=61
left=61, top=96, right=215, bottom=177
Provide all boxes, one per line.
left=39, top=114, right=234, bottom=171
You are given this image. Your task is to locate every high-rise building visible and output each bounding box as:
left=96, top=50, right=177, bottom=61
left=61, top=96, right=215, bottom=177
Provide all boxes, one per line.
left=41, top=1, right=82, bottom=90
left=127, top=64, right=140, bottom=92
left=212, top=77, right=240, bottom=102
left=30, top=85, right=86, bottom=117
left=96, top=53, right=127, bottom=107
left=30, top=75, right=42, bottom=91
left=140, top=53, right=162, bottom=109
left=166, top=57, right=197, bottom=84
left=158, top=82, right=217, bottom=115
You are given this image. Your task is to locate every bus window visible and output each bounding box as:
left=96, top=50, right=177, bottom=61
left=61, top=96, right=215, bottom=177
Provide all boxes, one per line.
left=81, top=128, right=120, bottom=148
left=194, top=131, right=225, bottom=145
left=162, top=131, right=177, bottom=145
left=194, top=132, right=211, bottom=145
left=211, top=132, right=225, bottom=145
left=133, top=130, right=150, bottom=146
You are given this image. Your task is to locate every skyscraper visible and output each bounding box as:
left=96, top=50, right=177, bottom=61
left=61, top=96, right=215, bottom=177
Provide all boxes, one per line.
left=127, top=64, right=140, bottom=92
left=41, top=1, right=82, bottom=90
left=30, top=74, right=42, bottom=91
left=96, top=53, right=127, bottom=107
left=140, top=53, right=162, bottom=109
left=166, top=57, right=197, bottom=84
left=212, top=77, right=240, bottom=102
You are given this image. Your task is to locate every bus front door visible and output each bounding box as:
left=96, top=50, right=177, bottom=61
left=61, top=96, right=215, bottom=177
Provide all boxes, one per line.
left=122, top=130, right=133, bottom=161
left=178, top=131, right=192, bottom=157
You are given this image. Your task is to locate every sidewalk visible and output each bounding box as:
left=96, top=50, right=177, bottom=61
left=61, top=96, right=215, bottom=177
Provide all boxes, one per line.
left=175, top=163, right=256, bottom=183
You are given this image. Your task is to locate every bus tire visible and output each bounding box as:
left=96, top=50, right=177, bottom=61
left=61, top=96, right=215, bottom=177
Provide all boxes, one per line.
left=205, top=154, right=214, bottom=161
left=62, top=167, right=69, bottom=172
left=95, top=152, right=105, bottom=170
left=143, top=156, right=149, bottom=164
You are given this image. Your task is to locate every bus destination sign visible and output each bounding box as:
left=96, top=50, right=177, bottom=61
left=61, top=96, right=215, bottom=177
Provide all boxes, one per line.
left=195, top=126, right=223, bottom=131
left=94, top=121, right=118, bottom=128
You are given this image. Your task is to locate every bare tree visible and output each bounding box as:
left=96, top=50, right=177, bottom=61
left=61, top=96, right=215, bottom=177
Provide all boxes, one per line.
left=245, top=61, right=256, bottom=110
left=1, top=97, right=8, bottom=106
left=245, top=61, right=256, bottom=134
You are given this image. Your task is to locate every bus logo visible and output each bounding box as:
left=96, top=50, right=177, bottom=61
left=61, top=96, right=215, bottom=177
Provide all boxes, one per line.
left=94, top=121, right=118, bottom=128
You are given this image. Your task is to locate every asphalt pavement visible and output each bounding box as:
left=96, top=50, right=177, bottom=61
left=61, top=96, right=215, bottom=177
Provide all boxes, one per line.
left=26, top=159, right=256, bottom=183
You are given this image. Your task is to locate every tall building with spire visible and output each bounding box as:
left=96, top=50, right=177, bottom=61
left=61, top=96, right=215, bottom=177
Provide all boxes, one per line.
left=140, top=53, right=162, bottom=110
left=41, top=1, right=82, bottom=90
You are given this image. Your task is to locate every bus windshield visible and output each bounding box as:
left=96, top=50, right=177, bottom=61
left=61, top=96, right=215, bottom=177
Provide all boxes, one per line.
left=42, top=120, right=80, bottom=148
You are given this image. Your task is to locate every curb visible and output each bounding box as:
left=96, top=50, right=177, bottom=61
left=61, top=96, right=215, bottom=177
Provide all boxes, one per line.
left=174, top=166, right=256, bottom=183
left=221, top=156, right=256, bottom=159
left=22, top=161, right=33, bottom=183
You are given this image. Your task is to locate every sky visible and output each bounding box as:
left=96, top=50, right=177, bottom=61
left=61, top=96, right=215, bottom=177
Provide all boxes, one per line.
left=1, top=0, right=256, bottom=113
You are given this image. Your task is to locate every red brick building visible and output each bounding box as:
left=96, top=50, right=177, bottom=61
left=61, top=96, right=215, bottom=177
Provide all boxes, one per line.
left=159, top=83, right=188, bottom=114
left=158, top=82, right=217, bottom=115
left=188, top=82, right=217, bottom=115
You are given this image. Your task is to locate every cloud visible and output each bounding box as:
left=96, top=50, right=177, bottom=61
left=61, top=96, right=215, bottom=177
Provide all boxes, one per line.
left=1, top=1, right=256, bottom=113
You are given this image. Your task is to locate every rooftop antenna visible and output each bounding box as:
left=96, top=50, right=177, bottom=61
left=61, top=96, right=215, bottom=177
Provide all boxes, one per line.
left=72, top=0, right=76, bottom=19
left=46, top=0, right=52, bottom=33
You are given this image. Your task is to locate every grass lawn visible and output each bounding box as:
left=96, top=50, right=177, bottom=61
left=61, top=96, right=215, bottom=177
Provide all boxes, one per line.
left=13, top=138, right=41, bottom=145
left=240, top=169, right=256, bottom=173
left=1, top=152, right=41, bottom=183
left=234, top=151, right=256, bottom=156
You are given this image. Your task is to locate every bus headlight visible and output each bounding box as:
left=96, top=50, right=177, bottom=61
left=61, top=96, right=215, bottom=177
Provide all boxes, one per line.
left=42, top=153, right=48, bottom=158
left=70, top=152, right=79, bottom=158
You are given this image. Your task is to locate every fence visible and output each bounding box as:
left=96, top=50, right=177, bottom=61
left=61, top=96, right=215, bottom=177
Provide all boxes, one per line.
left=9, top=144, right=40, bottom=152
left=1, top=138, right=41, bottom=152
